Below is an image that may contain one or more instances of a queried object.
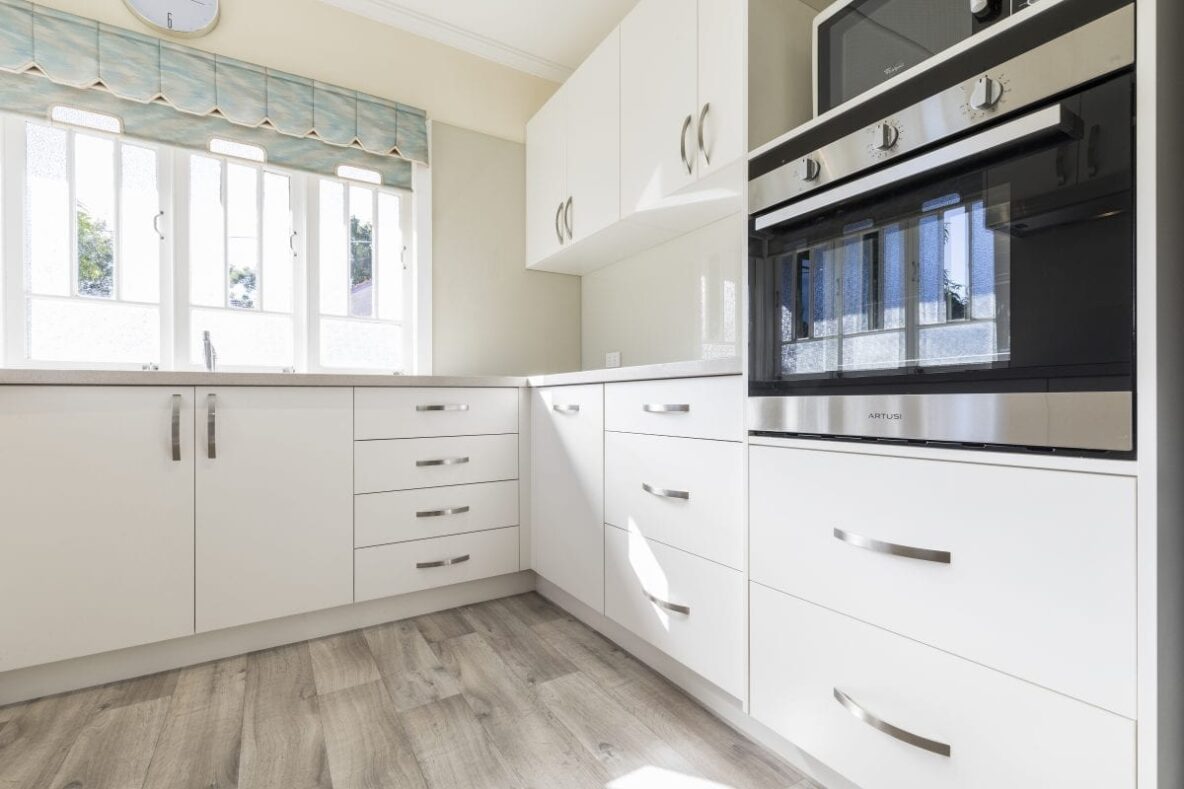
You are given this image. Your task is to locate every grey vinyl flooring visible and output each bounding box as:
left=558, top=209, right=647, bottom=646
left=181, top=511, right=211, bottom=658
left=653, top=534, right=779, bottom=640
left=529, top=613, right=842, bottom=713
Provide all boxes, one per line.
left=0, top=593, right=821, bottom=789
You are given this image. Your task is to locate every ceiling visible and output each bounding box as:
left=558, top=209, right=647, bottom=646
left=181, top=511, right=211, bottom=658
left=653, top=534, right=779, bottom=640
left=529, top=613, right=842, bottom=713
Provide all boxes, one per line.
left=318, top=0, right=641, bottom=83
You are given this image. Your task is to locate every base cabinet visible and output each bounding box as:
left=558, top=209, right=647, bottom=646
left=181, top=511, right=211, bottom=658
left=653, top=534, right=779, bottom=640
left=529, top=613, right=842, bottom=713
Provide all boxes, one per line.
left=0, top=386, right=195, bottom=672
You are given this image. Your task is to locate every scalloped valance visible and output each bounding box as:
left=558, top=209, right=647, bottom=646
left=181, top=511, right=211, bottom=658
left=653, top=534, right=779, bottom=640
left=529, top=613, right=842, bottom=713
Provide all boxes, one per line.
left=0, top=0, right=428, bottom=188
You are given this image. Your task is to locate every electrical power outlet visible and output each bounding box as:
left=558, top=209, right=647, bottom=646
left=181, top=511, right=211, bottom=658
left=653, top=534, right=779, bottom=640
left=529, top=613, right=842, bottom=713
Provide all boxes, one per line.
left=605, top=351, right=622, bottom=368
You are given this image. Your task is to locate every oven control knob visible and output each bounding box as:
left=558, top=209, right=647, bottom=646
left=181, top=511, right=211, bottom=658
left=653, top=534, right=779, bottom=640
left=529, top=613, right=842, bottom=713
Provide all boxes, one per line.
left=970, top=76, right=1003, bottom=110
left=798, top=156, right=821, bottom=182
left=970, top=0, right=997, bottom=19
left=871, top=122, right=899, bottom=151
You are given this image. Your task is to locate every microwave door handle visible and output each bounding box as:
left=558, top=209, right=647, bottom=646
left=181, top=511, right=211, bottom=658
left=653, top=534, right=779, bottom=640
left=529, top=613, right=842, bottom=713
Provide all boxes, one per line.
left=754, top=104, right=1082, bottom=232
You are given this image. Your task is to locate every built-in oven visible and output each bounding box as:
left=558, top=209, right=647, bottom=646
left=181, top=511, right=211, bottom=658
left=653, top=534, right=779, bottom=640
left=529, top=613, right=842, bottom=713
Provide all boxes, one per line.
left=748, top=4, right=1134, bottom=455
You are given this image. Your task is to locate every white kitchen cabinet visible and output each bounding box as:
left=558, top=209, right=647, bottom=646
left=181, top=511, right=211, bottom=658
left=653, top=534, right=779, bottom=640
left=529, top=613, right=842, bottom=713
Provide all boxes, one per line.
left=525, top=90, right=567, bottom=267
left=530, top=385, right=605, bottom=612
left=196, top=387, right=353, bottom=632
left=697, top=0, right=747, bottom=177
left=0, top=387, right=195, bottom=672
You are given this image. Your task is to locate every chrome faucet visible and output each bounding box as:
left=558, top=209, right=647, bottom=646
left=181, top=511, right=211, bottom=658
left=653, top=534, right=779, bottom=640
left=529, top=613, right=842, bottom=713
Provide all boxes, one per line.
left=203, top=330, right=217, bottom=372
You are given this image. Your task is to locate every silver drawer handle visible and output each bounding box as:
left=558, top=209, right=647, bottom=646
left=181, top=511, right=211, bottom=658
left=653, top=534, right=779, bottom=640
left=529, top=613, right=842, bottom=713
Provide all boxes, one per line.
left=416, top=505, right=471, bottom=519
left=642, top=403, right=690, bottom=413
left=416, top=404, right=470, bottom=412
left=645, top=592, right=690, bottom=616
left=417, top=554, right=471, bottom=569
left=553, top=404, right=581, bottom=414
left=697, top=102, right=711, bottom=165
left=170, top=394, right=182, bottom=462
left=833, top=688, right=951, bottom=758
left=642, top=482, right=690, bottom=501
left=833, top=528, right=951, bottom=564
left=206, top=393, right=217, bottom=460
left=679, top=114, right=694, bottom=175
left=416, top=456, right=470, bottom=467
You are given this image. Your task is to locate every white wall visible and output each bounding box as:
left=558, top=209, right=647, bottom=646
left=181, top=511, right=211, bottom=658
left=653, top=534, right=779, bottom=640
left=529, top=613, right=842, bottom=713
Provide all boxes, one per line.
left=581, top=214, right=743, bottom=370
left=431, top=123, right=581, bottom=376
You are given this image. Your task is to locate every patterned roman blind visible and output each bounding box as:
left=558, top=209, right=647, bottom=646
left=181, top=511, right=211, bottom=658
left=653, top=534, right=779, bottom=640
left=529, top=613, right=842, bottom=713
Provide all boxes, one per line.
left=0, top=0, right=428, bottom=188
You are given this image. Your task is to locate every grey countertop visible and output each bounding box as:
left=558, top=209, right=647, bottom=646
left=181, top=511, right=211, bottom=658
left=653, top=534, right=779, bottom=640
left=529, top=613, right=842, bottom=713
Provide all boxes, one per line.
left=526, top=357, right=741, bottom=387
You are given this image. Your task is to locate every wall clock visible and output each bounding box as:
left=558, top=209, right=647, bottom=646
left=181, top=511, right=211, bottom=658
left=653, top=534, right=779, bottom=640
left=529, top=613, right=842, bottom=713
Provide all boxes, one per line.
left=122, top=0, right=221, bottom=38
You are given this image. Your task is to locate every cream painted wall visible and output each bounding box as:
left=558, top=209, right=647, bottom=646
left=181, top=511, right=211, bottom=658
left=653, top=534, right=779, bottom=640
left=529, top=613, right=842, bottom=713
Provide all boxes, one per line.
left=581, top=214, right=743, bottom=370
left=34, top=0, right=557, bottom=143
left=431, top=123, right=581, bottom=376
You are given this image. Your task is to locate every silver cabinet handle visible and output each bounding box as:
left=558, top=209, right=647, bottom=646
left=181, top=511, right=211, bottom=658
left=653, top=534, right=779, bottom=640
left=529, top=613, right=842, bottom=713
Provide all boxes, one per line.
left=642, top=482, right=690, bottom=501
left=153, top=210, right=165, bottom=241
left=833, top=688, right=951, bottom=758
left=553, top=404, right=581, bottom=414
left=416, top=505, right=471, bottom=519
left=680, top=114, right=694, bottom=175
left=833, top=528, right=951, bottom=564
left=697, top=102, right=711, bottom=165
left=170, top=394, right=182, bottom=462
left=416, top=404, right=470, bottom=412
left=645, top=592, right=690, bottom=616
left=417, top=554, right=471, bottom=569
left=643, top=403, right=690, bottom=413
left=555, top=201, right=565, bottom=244
left=416, top=456, right=470, bottom=467
left=206, top=393, right=217, bottom=460
left=564, top=196, right=573, bottom=239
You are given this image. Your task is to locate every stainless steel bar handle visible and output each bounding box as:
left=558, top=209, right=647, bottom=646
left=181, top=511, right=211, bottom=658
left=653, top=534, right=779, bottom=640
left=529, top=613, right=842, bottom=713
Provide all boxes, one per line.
left=153, top=210, right=165, bottom=241
left=206, top=393, right=217, bottom=460
left=642, top=482, right=690, bottom=501
left=833, top=528, right=951, bottom=564
left=833, top=688, right=951, bottom=758
left=697, top=103, right=711, bottom=165
left=564, top=196, right=573, bottom=239
left=417, top=554, right=471, bottom=569
left=170, top=394, right=182, bottom=462
left=643, top=403, right=690, bottom=413
left=555, top=202, right=566, bottom=244
left=416, top=456, right=470, bottom=467
left=553, top=404, right=581, bottom=414
left=416, top=404, right=470, bottom=412
left=645, top=591, right=690, bottom=616
left=680, top=114, right=694, bottom=175
left=416, top=505, right=471, bottom=519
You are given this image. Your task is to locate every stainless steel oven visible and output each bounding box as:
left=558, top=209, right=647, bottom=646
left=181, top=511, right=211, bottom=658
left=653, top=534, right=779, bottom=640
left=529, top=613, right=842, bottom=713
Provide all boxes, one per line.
left=748, top=4, right=1134, bottom=454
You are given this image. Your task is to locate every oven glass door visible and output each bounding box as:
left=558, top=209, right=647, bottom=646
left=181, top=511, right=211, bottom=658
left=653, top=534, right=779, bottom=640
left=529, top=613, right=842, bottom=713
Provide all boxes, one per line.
left=750, top=73, right=1133, bottom=398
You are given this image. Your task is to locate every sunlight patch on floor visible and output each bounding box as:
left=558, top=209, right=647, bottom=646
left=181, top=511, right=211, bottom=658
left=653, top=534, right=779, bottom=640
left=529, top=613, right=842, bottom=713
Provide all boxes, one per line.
left=607, top=765, right=737, bottom=789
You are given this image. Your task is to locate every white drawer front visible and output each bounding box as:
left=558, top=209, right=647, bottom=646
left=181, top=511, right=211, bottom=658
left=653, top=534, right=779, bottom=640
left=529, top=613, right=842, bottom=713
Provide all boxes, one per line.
left=605, top=376, right=742, bottom=441
left=750, top=446, right=1136, bottom=717
left=355, top=527, right=520, bottom=601
left=355, top=387, right=518, bottom=439
left=355, top=434, right=518, bottom=494
left=355, top=481, right=519, bottom=548
left=750, top=585, right=1135, bottom=789
left=605, top=432, right=744, bottom=569
left=604, top=525, right=745, bottom=698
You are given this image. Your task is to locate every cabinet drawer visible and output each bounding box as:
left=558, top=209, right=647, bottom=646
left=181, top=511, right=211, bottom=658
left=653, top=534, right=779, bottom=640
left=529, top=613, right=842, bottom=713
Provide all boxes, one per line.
left=604, top=525, right=744, bottom=698
left=750, top=585, right=1135, bottom=789
left=605, top=432, right=743, bottom=569
left=355, top=387, right=518, bottom=439
left=355, top=527, right=520, bottom=601
left=750, top=446, right=1136, bottom=716
left=605, top=376, right=742, bottom=441
left=355, top=434, right=518, bottom=494
left=355, top=481, right=519, bottom=548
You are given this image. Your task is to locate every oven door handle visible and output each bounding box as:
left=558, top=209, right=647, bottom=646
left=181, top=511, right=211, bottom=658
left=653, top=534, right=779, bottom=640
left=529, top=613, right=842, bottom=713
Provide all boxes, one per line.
left=754, top=103, right=1082, bottom=232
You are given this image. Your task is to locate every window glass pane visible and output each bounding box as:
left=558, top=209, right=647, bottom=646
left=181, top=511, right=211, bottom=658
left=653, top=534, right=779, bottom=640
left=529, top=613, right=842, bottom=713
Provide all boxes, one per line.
left=377, top=191, right=403, bottom=321
left=336, top=165, right=381, bottom=185
left=51, top=106, right=122, bottom=134
left=226, top=163, right=259, bottom=309
left=261, top=172, right=292, bottom=313
left=25, top=123, right=70, bottom=296
left=28, top=297, right=158, bottom=363
left=75, top=134, right=117, bottom=298
left=209, top=138, right=265, bottom=162
left=318, top=179, right=346, bottom=316
left=190, top=308, right=294, bottom=368
left=189, top=155, right=224, bottom=307
left=319, top=317, right=401, bottom=370
left=349, top=185, right=374, bottom=318
left=119, top=144, right=159, bottom=304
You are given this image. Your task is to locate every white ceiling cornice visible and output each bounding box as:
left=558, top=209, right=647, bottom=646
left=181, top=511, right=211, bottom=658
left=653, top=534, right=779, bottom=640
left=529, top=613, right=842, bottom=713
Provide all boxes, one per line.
left=320, top=0, right=573, bottom=82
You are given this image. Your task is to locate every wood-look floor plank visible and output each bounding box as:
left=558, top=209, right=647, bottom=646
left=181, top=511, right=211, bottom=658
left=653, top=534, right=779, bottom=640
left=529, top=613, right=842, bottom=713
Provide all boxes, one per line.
left=142, top=655, right=248, bottom=789
left=459, top=599, right=577, bottom=687
left=436, top=632, right=609, bottom=789
left=0, top=686, right=105, bottom=788
left=309, top=632, right=382, bottom=696
left=238, top=643, right=331, bottom=789
left=500, top=593, right=565, bottom=627
left=0, top=703, right=25, bottom=729
left=531, top=614, right=653, bottom=690
left=46, top=696, right=171, bottom=789
left=363, top=621, right=461, bottom=713
left=399, top=694, right=523, bottom=789
left=412, top=609, right=473, bottom=645
left=318, top=680, right=427, bottom=789
left=536, top=671, right=698, bottom=781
